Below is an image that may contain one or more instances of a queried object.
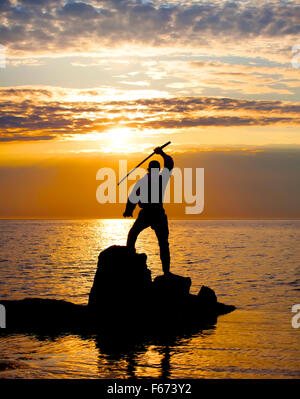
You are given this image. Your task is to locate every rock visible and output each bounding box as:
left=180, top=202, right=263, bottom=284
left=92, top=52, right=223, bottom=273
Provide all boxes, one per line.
left=198, top=285, right=217, bottom=306
left=88, top=246, right=152, bottom=320
left=88, top=245, right=235, bottom=329
left=1, top=298, right=87, bottom=331
left=152, top=273, right=191, bottom=298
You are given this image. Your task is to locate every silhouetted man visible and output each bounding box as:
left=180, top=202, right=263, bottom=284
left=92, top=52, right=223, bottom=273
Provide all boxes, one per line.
left=123, top=147, right=174, bottom=275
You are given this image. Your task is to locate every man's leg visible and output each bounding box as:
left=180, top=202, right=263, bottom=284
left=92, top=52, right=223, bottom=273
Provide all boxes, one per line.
left=126, top=210, right=149, bottom=250
left=152, top=212, right=170, bottom=274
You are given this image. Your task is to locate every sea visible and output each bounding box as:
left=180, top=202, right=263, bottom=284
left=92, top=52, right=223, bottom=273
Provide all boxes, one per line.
left=0, top=219, right=299, bottom=378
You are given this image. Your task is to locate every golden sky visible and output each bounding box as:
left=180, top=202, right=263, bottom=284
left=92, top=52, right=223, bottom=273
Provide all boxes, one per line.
left=0, top=0, right=300, bottom=218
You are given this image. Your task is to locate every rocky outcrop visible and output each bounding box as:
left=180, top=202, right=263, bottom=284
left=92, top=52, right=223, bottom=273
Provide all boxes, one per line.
left=1, top=245, right=235, bottom=334
left=88, top=245, right=235, bottom=329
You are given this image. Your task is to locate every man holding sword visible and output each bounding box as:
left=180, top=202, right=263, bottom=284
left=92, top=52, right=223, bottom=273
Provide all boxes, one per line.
left=123, top=144, right=174, bottom=275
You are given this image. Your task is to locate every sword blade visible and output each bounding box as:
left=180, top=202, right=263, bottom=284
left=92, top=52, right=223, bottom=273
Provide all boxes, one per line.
left=117, top=141, right=171, bottom=185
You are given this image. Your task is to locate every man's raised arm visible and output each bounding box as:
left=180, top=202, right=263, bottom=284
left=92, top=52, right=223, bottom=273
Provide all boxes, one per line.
left=154, top=147, right=174, bottom=171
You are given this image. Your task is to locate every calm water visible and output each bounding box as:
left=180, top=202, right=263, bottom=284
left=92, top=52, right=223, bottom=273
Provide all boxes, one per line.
left=0, top=219, right=299, bottom=378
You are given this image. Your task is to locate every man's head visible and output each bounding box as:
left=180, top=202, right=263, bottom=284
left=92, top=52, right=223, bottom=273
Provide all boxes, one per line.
left=148, top=160, right=160, bottom=172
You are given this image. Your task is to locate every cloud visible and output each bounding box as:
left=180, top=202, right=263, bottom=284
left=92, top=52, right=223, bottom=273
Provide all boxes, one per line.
left=1, top=87, right=53, bottom=97
left=120, top=81, right=150, bottom=86
left=57, top=1, right=100, bottom=18
left=1, top=87, right=300, bottom=141
left=134, top=96, right=300, bottom=114
left=0, top=0, right=299, bottom=59
left=126, top=116, right=300, bottom=129
left=145, top=59, right=300, bottom=96
left=0, top=134, right=55, bottom=142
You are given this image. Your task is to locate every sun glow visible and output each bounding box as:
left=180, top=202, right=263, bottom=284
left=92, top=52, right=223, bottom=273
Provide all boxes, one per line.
left=109, top=127, right=131, bottom=146
left=54, top=127, right=165, bottom=155
left=102, top=127, right=135, bottom=153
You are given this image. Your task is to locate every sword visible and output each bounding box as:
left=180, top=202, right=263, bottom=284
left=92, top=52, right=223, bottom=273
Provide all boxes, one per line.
left=118, top=141, right=171, bottom=186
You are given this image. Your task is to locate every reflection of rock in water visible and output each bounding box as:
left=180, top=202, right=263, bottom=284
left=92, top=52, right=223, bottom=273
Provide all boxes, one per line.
left=0, top=245, right=235, bottom=378
left=92, top=325, right=215, bottom=378
left=1, top=245, right=234, bottom=335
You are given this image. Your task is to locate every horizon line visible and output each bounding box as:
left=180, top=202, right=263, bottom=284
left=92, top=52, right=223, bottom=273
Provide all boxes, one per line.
left=0, top=217, right=299, bottom=221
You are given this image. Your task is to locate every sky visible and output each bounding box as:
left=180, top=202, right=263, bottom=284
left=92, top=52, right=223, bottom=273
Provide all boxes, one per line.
left=0, top=0, right=299, bottom=218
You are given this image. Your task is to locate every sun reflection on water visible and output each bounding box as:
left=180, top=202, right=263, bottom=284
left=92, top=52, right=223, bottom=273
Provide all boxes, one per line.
left=95, top=219, right=132, bottom=249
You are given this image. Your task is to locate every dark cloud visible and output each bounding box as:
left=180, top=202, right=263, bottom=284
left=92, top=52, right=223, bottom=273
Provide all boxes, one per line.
left=20, top=0, right=56, bottom=5
left=1, top=88, right=53, bottom=97
left=0, top=0, right=11, bottom=12
left=108, top=96, right=300, bottom=114
left=0, top=1, right=299, bottom=52
left=127, top=116, right=300, bottom=129
left=0, top=134, right=55, bottom=141
left=58, top=2, right=100, bottom=18
left=1, top=89, right=300, bottom=141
